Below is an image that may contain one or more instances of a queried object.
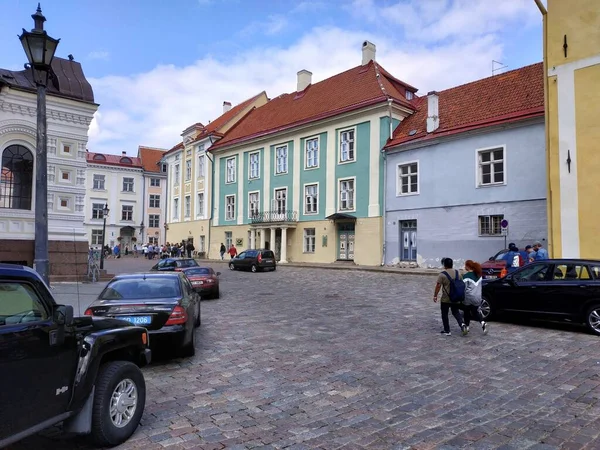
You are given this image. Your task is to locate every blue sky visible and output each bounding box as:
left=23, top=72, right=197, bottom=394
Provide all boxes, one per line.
left=1, top=0, right=545, bottom=154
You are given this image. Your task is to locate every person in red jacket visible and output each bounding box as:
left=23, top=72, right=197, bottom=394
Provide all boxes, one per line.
left=228, top=244, right=238, bottom=260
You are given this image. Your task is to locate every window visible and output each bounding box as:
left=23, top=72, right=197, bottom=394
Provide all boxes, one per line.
left=304, top=228, right=316, bottom=253
left=173, top=198, right=179, bottom=219
left=478, top=215, right=503, bottom=236
left=225, top=195, right=235, bottom=220
left=91, top=229, right=103, bottom=245
left=226, top=157, right=236, bottom=183
left=197, top=193, right=204, bottom=217
left=123, top=177, right=134, bottom=192
left=405, top=91, right=414, bottom=100
left=0, top=145, right=33, bottom=210
left=62, top=143, right=71, bottom=154
left=478, top=147, right=505, bottom=186
left=93, top=174, right=105, bottom=190
left=249, top=192, right=259, bottom=218
left=305, top=138, right=319, bottom=168
left=198, top=154, right=205, bottom=178
left=161, top=163, right=167, bottom=173
left=121, top=205, right=133, bottom=221
left=225, top=231, right=233, bottom=249
left=0, top=283, right=47, bottom=325
left=339, top=179, right=355, bottom=211
left=149, top=214, right=160, bottom=228
left=552, top=264, right=591, bottom=281
left=397, top=162, right=418, bottom=195
left=514, top=264, right=550, bottom=282
left=184, top=195, right=191, bottom=218
left=149, top=194, right=160, bottom=208
left=249, top=152, right=260, bottom=179
left=93, top=154, right=106, bottom=161
left=174, top=164, right=180, bottom=184
left=304, top=184, right=318, bottom=214
left=275, top=145, right=288, bottom=174
left=149, top=237, right=158, bottom=245
left=59, top=197, right=70, bottom=209
left=339, top=129, right=355, bottom=162
left=120, top=157, right=132, bottom=165
left=199, top=235, right=206, bottom=253
left=186, top=149, right=192, bottom=157
left=150, top=178, right=160, bottom=187
left=185, top=160, right=192, bottom=181
left=92, top=203, right=105, bottom=219
left=60, top=170, right=71, bottom=182
left=274, top=188, right=287, bottom=214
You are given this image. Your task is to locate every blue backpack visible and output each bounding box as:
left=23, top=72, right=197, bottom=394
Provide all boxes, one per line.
left=442, top=270, right=466, bottom=303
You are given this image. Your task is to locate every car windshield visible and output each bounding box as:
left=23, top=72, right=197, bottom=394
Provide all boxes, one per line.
left=99, top=277, right=181, bottom=300
left=262, top=251, right=275, bottom=258
left=177, top=259, right=199, bottom=268
left=495, top=251, right=508, bottom=261
left=184, top=268, right=211, bottom=276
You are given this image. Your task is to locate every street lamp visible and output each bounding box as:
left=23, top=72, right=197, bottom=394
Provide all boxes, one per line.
left=19, top=4, right=60, bottom=286
left=100, top=204, right=109, bottom=270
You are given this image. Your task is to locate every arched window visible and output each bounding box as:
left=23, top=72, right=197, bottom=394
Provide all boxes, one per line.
left=0, top=145, right=33, bottom=210
left=93, top=154, right=106, bottom=161
left=120, top=157, right=132, bottom=164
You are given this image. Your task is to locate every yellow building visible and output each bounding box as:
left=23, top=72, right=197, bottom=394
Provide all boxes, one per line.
left=539, top=0, right=600, bottom=257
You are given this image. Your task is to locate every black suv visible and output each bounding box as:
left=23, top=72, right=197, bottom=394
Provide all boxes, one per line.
left=229, top=249, right=276, bottom=272
left=0, top=264, right=151, bottom=448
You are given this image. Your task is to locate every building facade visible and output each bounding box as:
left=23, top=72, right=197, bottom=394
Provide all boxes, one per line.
left=84, top=152, right=144, bottom=252
left=209, top=42, right=415, bottom=266
left=384, top=63, right=547, bottom=268
left=0, top=57, right=97, bottom=278
left=541, top=0, right=600, bottom=258
left=137, top=146, right=168, bottom=246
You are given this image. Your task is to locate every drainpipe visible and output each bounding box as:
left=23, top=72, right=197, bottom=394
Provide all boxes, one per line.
left=141, top=172, right=146, bottom=244
left=163, top=159, right=169, bottom=244
left=535, top=0, right=552, bottom=256
left=381, top=98, right=393, bottom=266
left=206, top=136, right=216, bottom=259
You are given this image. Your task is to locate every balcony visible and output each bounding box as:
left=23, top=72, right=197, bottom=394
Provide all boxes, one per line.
left=251, top=210, right=298, bottom=224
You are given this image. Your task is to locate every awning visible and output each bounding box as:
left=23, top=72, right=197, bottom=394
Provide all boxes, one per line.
left=325, top=213, right=357, bottom=221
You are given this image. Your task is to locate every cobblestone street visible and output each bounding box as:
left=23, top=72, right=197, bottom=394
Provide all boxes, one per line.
left=12, top=260, right=600, bottom=449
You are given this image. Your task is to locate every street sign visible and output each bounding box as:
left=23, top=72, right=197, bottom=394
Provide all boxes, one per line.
left=500, top=219, right=509, bottom=229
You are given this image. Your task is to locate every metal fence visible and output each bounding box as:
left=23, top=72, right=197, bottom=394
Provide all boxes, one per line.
left=250, top=210, right=298, bottom=224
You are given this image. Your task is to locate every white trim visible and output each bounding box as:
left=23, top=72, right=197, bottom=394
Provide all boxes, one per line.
left=475, top=144, right=507, bottom=188
left=304, top=135, right=320, bottom=170
left=248, top=150, right=261, bottom=180
left=337, top=176, right=356, bottom=213
left=225, top=194, right=236, bottom=221
left=548, top=54, right=600, bottom=76
left=196, top=191, right=205, bottom=219
left=184, top=195, right=191, bottom=219
left=247, top=190, right=260, bottom=219
left=59, top=169, right=72, bottom=183
left=274, top=143, right=289, bottom=175
left=326, top=131, right=336, bottom=216
left=225, top=156, right=236, bottom=184
left=303, top=227, right=316, bottom=253
left=368, top=117, right=380, bottom=217
left=303, top=182, right=319, bottom=215
left=60, top=141, right=74, bottom=157
left=338, top=127, right=356, bottom=164
left=273, top=186, right=288, bottom=212
left=396, top=160, right=420, bottom=197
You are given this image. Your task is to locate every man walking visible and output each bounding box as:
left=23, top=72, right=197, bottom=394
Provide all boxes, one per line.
left=433, top=257, right=467, bottom=336
left=220, top=243, right=226, bottom=260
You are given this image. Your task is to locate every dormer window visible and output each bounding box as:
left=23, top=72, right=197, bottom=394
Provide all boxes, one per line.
left=120, top=157, right=132, bottom=164
left=405, top=91, right=414, bottom=100
left=93, top=154, right=106, bottom=161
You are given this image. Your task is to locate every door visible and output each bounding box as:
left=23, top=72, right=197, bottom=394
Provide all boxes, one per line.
left=501, top=262, right=552, bottom=313
left=338, top=223, right=355, bottom=261
left=0, top=281, right=77, bottom=438
left=541, top=263, right=594, bottom=317
left=399, top=220, right=417, bottom=261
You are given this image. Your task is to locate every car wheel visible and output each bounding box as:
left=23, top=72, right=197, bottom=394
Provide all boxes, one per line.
left=194, top=306, right=201, bottom=327
left=251, top=264, right=257, bottom=273
left=229, top=263, right=235, bottom=270
left=90, top=361, right=146, bottom=447
left=585, top=305, right=600, bottom=336
left=480, top=297, right=493, bottom=320
left=214, top=287, right=220, bottom=299
left=180, top=331, right=196, bottom=357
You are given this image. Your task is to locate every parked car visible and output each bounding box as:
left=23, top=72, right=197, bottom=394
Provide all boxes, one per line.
left=181, top=267, right=221, bottom=299
left=229, top=249, right=276, bottom=272
left=85, top=272, right=200, bottom=356
left=0, top=264, right=151, bottom=448
left=481, top=259, right=600, bottom=335
left=481, top=249, right=510, bottom=279
left=151, top=258, right=199, bottom=272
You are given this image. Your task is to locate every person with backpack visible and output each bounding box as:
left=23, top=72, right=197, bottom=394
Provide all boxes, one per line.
left=462, top=260, right=488, bottom=335
left=433, top=257, right=467, bottom=336
left=503, top=243, right=523, bottom=273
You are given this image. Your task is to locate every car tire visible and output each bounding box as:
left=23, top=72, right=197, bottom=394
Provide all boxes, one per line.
left=90, top=361, right=146, bottom=447
left=480, top=297, right=493, bottom=321
left=229, top=263, right=235, bottom=270
left=194, top=306, right=201, bottom=327
left=272, top=265, right=277, bottom=271
left=251, top=264, right=257, bottom=273
left=180, top=331, right=196, bottom=357
left=214, top=288, right=220, bottom=299
left=585, top=305, right=600, bottom=336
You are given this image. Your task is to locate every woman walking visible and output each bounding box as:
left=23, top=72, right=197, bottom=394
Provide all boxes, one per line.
left=462, top=260, right=488, bottom=335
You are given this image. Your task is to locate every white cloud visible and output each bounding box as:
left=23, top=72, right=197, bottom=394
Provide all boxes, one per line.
left=291, top=1, right=327, bottom=14
left=87, top=51, right=110, bottom=61
left=88, top=3, right=540, bottom=155
left=239, top=14, right=289, bottom=37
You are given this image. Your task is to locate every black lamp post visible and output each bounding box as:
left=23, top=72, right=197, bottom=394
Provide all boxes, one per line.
left=19, top=4, right=60, bottom=286
left=100, top=204, right=109, bottom=270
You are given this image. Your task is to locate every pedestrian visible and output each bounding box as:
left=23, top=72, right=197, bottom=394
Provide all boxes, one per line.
left=433, top=257, right=467, bottom=336
left=186, top=241, right=195, bottom=258
left=133, top=244, right=138, bottom=258
left=228, top=244, right=237, bottom=260
left=125, top=245, right=129, bottom=256
left=524, top=245, right=535, bottom=263
left=220, top=243, right=226, bottom=260
left=533, top=241, right=549, bottom=260
left=503, top=243, right=522, bottom=273
left=461, top=260, right=488, bottom=335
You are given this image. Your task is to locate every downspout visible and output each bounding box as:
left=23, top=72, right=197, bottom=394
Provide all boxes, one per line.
left=206, top=136, right=216, bottom=260
left=141, top=171, right=146, bottom=244
left=381, top=98, right=393, bottom=266
left=163, top=159, right=169, bottom=244
left=535, top=0, right=552, bottom=256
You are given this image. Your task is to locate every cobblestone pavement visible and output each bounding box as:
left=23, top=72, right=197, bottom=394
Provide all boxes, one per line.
left=11, top=261, right=600, bottom=449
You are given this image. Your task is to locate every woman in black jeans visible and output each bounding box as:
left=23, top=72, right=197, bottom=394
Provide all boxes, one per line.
left=462, top=260, right=488, bottom=335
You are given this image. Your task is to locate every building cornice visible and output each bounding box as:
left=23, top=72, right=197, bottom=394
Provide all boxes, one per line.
left=0, top=98, right=94, bottom=126
left=87, top=163, right=144, bottom=174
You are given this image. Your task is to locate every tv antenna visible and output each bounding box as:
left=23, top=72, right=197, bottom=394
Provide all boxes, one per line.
left=492, top=60, right=508, bottom=76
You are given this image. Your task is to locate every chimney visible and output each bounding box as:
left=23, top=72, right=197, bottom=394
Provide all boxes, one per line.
left=223, top=101, right=232, bottom=113
left=122, top=151, right=127, bottom=156
left=426, top=91, right=439, bottom=133
left=296, top=69, right=312, bottom=92
left=361, top=40, right=376, bottom=65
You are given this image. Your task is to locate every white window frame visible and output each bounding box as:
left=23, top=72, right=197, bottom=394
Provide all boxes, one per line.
left=59, top=169, right=71, bottom=183
left=58, top=196, right=71, bottom=210
left=174, top=164, right=180, bottom=184
left=197, top=154, right=205, bottom=179
left=185, top=160, right=192, bottom=181
left=248, top=151, right=260, bottom=180
left=339, top=128, right=356, bottom=163
left=248, top=191, right=260, bottom=219
left=225, top=231, right=233, bottom=249
left=150, top=177, right=160, bottom=187
left=225, top=195, right=236, bottom=221
left=273, top=187, right=287, bottom=214
left=303, top=228, right=316, bottom=253
left=172, top=198, right=180, bottom=220
left=405, top=91, right=414, bottom=100
left=186, top=149, right=192, bottom=157
left=478, top=214, right=504, bottom=236
left=92, top=203, right=105, bottom=219
left=148, top=214, right=160, bottom=228
left=91, top=229, right=103, bottom=245
left=161, top=163, right=167, bottom=173
left=304, top=183, right=319, bottom=215
left=396, top=161, right=419, bottom=196
left=476, top=145, right=506, bottom=187
left=93, top=174, right=105, bottom=190
left=121, top=204, right=133, bottom=221
left=226, top=157, right=236, bottom=184
left=274, top=144, right=288, bottom=175
left=184, top=195, right=191, bottom=218
left=305, top=137, right=319, bottom=169
left=61, top=142, right=73, bottom=155
left=149, top=194, right=160, bottom=208
left=338, top=177, right=356, bottom=212
left=196, top=192, right=205, bottom=218
left=123, top=177, right=134, bottom=192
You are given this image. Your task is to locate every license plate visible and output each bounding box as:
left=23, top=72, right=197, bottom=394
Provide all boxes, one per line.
left=193, top=281, right=204, bottom=285
left=486, top=275, right=497, bottom=279
left=118, top=316, right=152, bottom=325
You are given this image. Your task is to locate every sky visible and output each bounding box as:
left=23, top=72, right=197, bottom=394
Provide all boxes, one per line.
left=0, top=0, right=545, bottom=155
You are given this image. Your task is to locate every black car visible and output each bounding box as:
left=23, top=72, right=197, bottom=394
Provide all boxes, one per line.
left=85, top=272, right=200, bottom=356
left=229, top=249, right=276, bottom=272
left=481, top=259, right=600, bottom=335
left=151, top=258, right=199, bottom=272
left=0, top=264, right=151, bottom=448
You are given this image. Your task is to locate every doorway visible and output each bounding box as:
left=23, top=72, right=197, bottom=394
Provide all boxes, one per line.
left=399, top=220, right=417, bottom=261
left=337, top=222, right=355, bottom=261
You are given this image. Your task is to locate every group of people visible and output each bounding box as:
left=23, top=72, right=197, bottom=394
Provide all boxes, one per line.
left=97, top=240, right=197, bottom=260
left=219, top=243, right=238, bottom=260
left=502, top=241, right=549, bottom=274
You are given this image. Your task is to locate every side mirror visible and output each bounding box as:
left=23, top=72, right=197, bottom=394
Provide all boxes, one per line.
left=216, top=272, right=221, bottom=276
left=54, top=305, right=74, bottom=327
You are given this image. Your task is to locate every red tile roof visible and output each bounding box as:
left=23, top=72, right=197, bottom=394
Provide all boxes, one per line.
left=212, top=61, right=416, bottom=149
left=385, top=62, right=544, bottom=148
left=137, top=146, right=167, bottom=173
left=86, top=151, right=143, bottom=168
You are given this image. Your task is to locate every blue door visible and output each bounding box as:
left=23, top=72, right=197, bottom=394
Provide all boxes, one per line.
left=400, top=220, right=417, bottom=261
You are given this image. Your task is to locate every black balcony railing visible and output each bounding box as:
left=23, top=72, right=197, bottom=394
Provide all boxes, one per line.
left=251, top=210, right=298, bottom=224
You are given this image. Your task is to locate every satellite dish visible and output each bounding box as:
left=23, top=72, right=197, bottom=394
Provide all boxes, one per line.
left=408, top=130, right=417, bottom=136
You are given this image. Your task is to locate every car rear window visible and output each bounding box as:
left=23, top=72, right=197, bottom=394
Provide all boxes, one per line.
left=100, top=278, right=181, bottom=300
left=184, top=268, right=211, bottom=276
left=177, top=259, right=199, bottom=268
left=246, top=250, right=258, bottom=258
left=262, top=251, right=275, bottom=258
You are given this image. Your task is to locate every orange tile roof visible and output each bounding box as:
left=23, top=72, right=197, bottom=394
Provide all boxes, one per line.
left=86, top=151, right=143, bottom=168
left=385, top=62, right=544, bottom=148
left=137, top=146, right=167, bottom=173
left=212, top=61, right=416, bottom=149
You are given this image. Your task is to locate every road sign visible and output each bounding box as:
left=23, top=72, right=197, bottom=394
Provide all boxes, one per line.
left=500, top=219, right=509, bottom=229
